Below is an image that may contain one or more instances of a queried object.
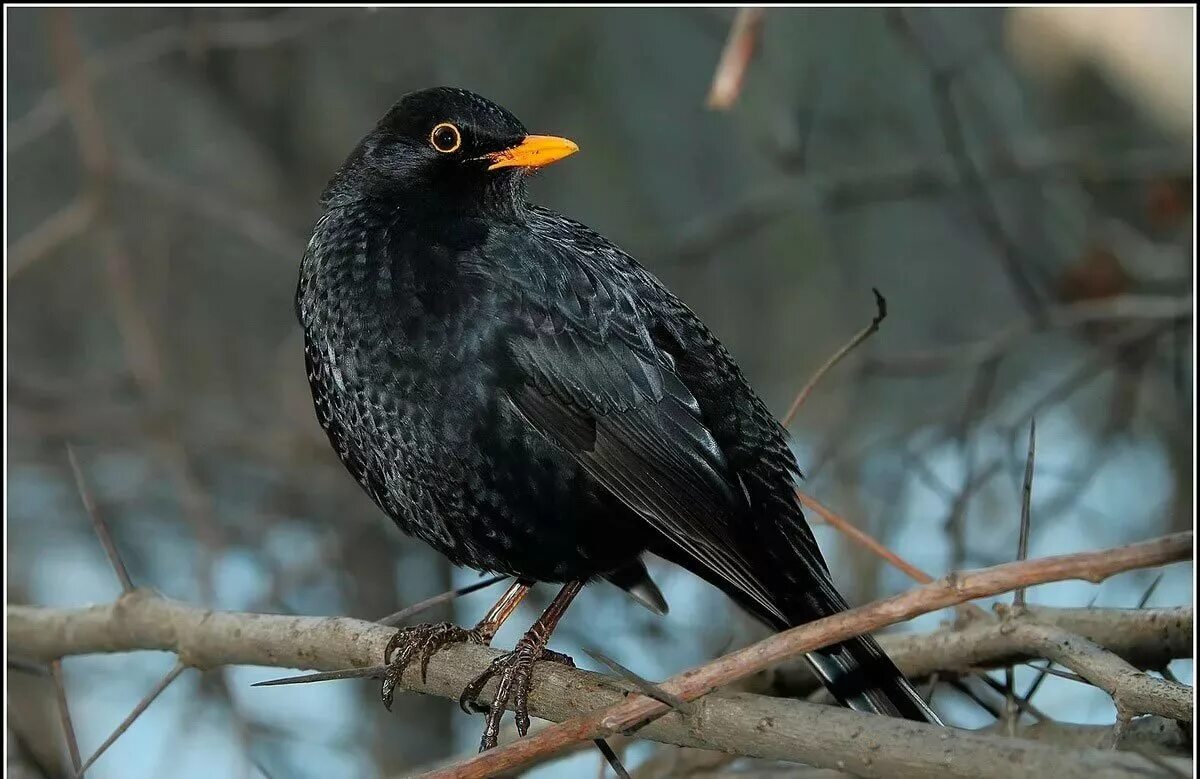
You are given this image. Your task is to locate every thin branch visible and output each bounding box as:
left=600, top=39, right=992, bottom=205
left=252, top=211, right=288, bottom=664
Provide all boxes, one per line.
left=706, top=8, right=765, bottom=110
left=74, top=662, right=187, bottom=776
left=378, top=575, right=508, bottom=627
left=415, top=531, right=1191, bottom=779
left=49, top=660, right=84, bottom=778
left=782, top=288, right=887, bottom=427
left=1014, top=418, right=1036, bottom=609
left=65, top=445, right=135, bottom=594
left=8, top=531, right=1191, bottom=778
left=793, top=488, right=988, bottom=621
left=6, top=196, right=98, bottom=280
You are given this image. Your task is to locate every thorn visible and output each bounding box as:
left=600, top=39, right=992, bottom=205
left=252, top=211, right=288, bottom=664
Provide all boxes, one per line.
left=582, top=648, right=694, bottom=715
left=8, top=658, right=49, bottom=676
left=67, top=444, right=135, bottom=594
left=378, top=575, right=507, bottom=627
left=1014, top=418, right=1036, bottom=609
left=50, top=659, right=84, bottom=777
left=592, top=737, right=631, bottom=779
left=1136, top=572, right=1164, bottom=609
left=252, top=665, right=386, bottom=687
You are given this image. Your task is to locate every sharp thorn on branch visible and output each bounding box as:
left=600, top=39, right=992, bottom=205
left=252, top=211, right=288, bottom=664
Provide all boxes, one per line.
left=252, top=665, right=387, bottom=687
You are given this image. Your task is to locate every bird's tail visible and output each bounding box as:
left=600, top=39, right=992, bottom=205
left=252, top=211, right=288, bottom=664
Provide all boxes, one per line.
left=805, top=635, right=941, bottom=724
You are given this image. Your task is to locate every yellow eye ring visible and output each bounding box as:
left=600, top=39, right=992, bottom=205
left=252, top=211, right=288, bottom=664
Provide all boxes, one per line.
left=430, top=122, right=462, bottom=153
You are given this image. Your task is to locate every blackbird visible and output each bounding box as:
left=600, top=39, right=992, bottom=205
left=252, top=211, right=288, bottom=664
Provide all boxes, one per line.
left=296, top=86, right=940, bottom=750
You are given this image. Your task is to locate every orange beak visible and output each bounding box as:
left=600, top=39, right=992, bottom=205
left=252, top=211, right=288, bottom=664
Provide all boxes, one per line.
left=486, top=135, right=579, bottom=171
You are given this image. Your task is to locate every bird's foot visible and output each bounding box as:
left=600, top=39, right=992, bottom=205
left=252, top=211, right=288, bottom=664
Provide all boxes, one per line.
left=458, top=634, right=575, bottom=751
left=381, top=623, right=490, bottom=710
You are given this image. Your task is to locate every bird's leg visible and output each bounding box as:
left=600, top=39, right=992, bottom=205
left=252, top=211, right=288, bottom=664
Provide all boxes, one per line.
left=459, top=580, right=583, bottom=751
left=381, top=578, right=531, bottom=710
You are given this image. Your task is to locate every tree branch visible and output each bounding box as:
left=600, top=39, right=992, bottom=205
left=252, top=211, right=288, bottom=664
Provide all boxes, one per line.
left=8, top=533, right=1190, bottom=779
left=753, top=605, right=1192, bottom=698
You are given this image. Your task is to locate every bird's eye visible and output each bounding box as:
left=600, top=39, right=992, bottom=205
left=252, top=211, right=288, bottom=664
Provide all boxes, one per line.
left=430, top=122, right=462, bottom=154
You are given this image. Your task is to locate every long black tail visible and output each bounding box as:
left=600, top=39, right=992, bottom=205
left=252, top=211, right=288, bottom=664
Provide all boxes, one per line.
left=805, top=634, right=941, bottom=723
left=657, top=537, right=941, bottom=725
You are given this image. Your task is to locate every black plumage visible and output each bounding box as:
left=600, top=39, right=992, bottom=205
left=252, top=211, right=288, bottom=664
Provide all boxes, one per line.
left=296, top=87, right=939, bottom=743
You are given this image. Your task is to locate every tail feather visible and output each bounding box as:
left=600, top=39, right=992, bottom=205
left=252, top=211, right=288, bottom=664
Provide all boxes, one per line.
left=806, top=638, right=942, bottom=724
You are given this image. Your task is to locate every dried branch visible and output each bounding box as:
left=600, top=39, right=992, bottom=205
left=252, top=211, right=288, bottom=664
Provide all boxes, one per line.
left=706, top=8, right=765, bottom=110
left=8, top=534, right=1190, bottom=779
left=782, top=289, right=887, bottom=427
left=415, top=532, right=1190, bottom=779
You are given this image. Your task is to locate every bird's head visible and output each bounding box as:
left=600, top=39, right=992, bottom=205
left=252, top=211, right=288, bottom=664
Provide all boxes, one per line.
left=322, top=87, right=578, bottom=210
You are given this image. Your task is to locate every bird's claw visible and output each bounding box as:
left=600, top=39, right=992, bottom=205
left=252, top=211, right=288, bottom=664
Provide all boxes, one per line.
left=380, top=622, right=488, bottom=711
left=459, top=639, right=574, bottom=751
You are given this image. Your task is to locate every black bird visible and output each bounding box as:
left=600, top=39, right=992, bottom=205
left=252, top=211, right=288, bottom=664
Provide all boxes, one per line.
left=296, top=86, right=940, bottom=750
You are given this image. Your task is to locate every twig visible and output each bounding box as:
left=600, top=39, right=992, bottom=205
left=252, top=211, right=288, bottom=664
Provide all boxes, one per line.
left=65, top=445, right=135, bottom=594
left=414, top=532, right=1191, bottom=778
left=706, top=8, right=765, bottom=110
left=6, top=196, right=98, bottom=279
left=1014, top=419, right=1036, bottom=609
left=793, top=489, right=988, bottom=621
left=378, top=575, right=508, bottom=627
left=49, top=660, right=84, bottom=778
left=75, top=662, right=187, bottom=775
left=782, top=288, right=887, bottom=427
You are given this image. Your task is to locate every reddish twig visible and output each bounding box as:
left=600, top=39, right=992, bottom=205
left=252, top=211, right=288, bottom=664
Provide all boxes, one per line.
left=706, top=8, right=765, bottom=110
left=415, top=532, right=1191, bottom=779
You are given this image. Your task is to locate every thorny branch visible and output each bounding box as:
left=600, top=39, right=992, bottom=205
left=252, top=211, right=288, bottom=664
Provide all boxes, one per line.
left=7, top=527, right=1192, bottom=779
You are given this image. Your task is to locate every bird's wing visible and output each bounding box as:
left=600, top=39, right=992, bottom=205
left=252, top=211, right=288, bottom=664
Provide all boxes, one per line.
left=500, top=240, right=786, bottom=624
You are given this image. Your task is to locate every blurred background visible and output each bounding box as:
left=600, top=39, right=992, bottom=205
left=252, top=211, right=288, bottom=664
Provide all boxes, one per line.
left=5, top=6, right=1194, bottom=778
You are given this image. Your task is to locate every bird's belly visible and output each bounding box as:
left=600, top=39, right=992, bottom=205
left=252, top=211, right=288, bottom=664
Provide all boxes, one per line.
left=307, top=345, right=650, bottom=581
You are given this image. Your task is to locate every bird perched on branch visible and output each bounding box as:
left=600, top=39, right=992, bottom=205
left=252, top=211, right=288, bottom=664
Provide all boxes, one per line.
left=296, top=86, right=940, bottom=750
